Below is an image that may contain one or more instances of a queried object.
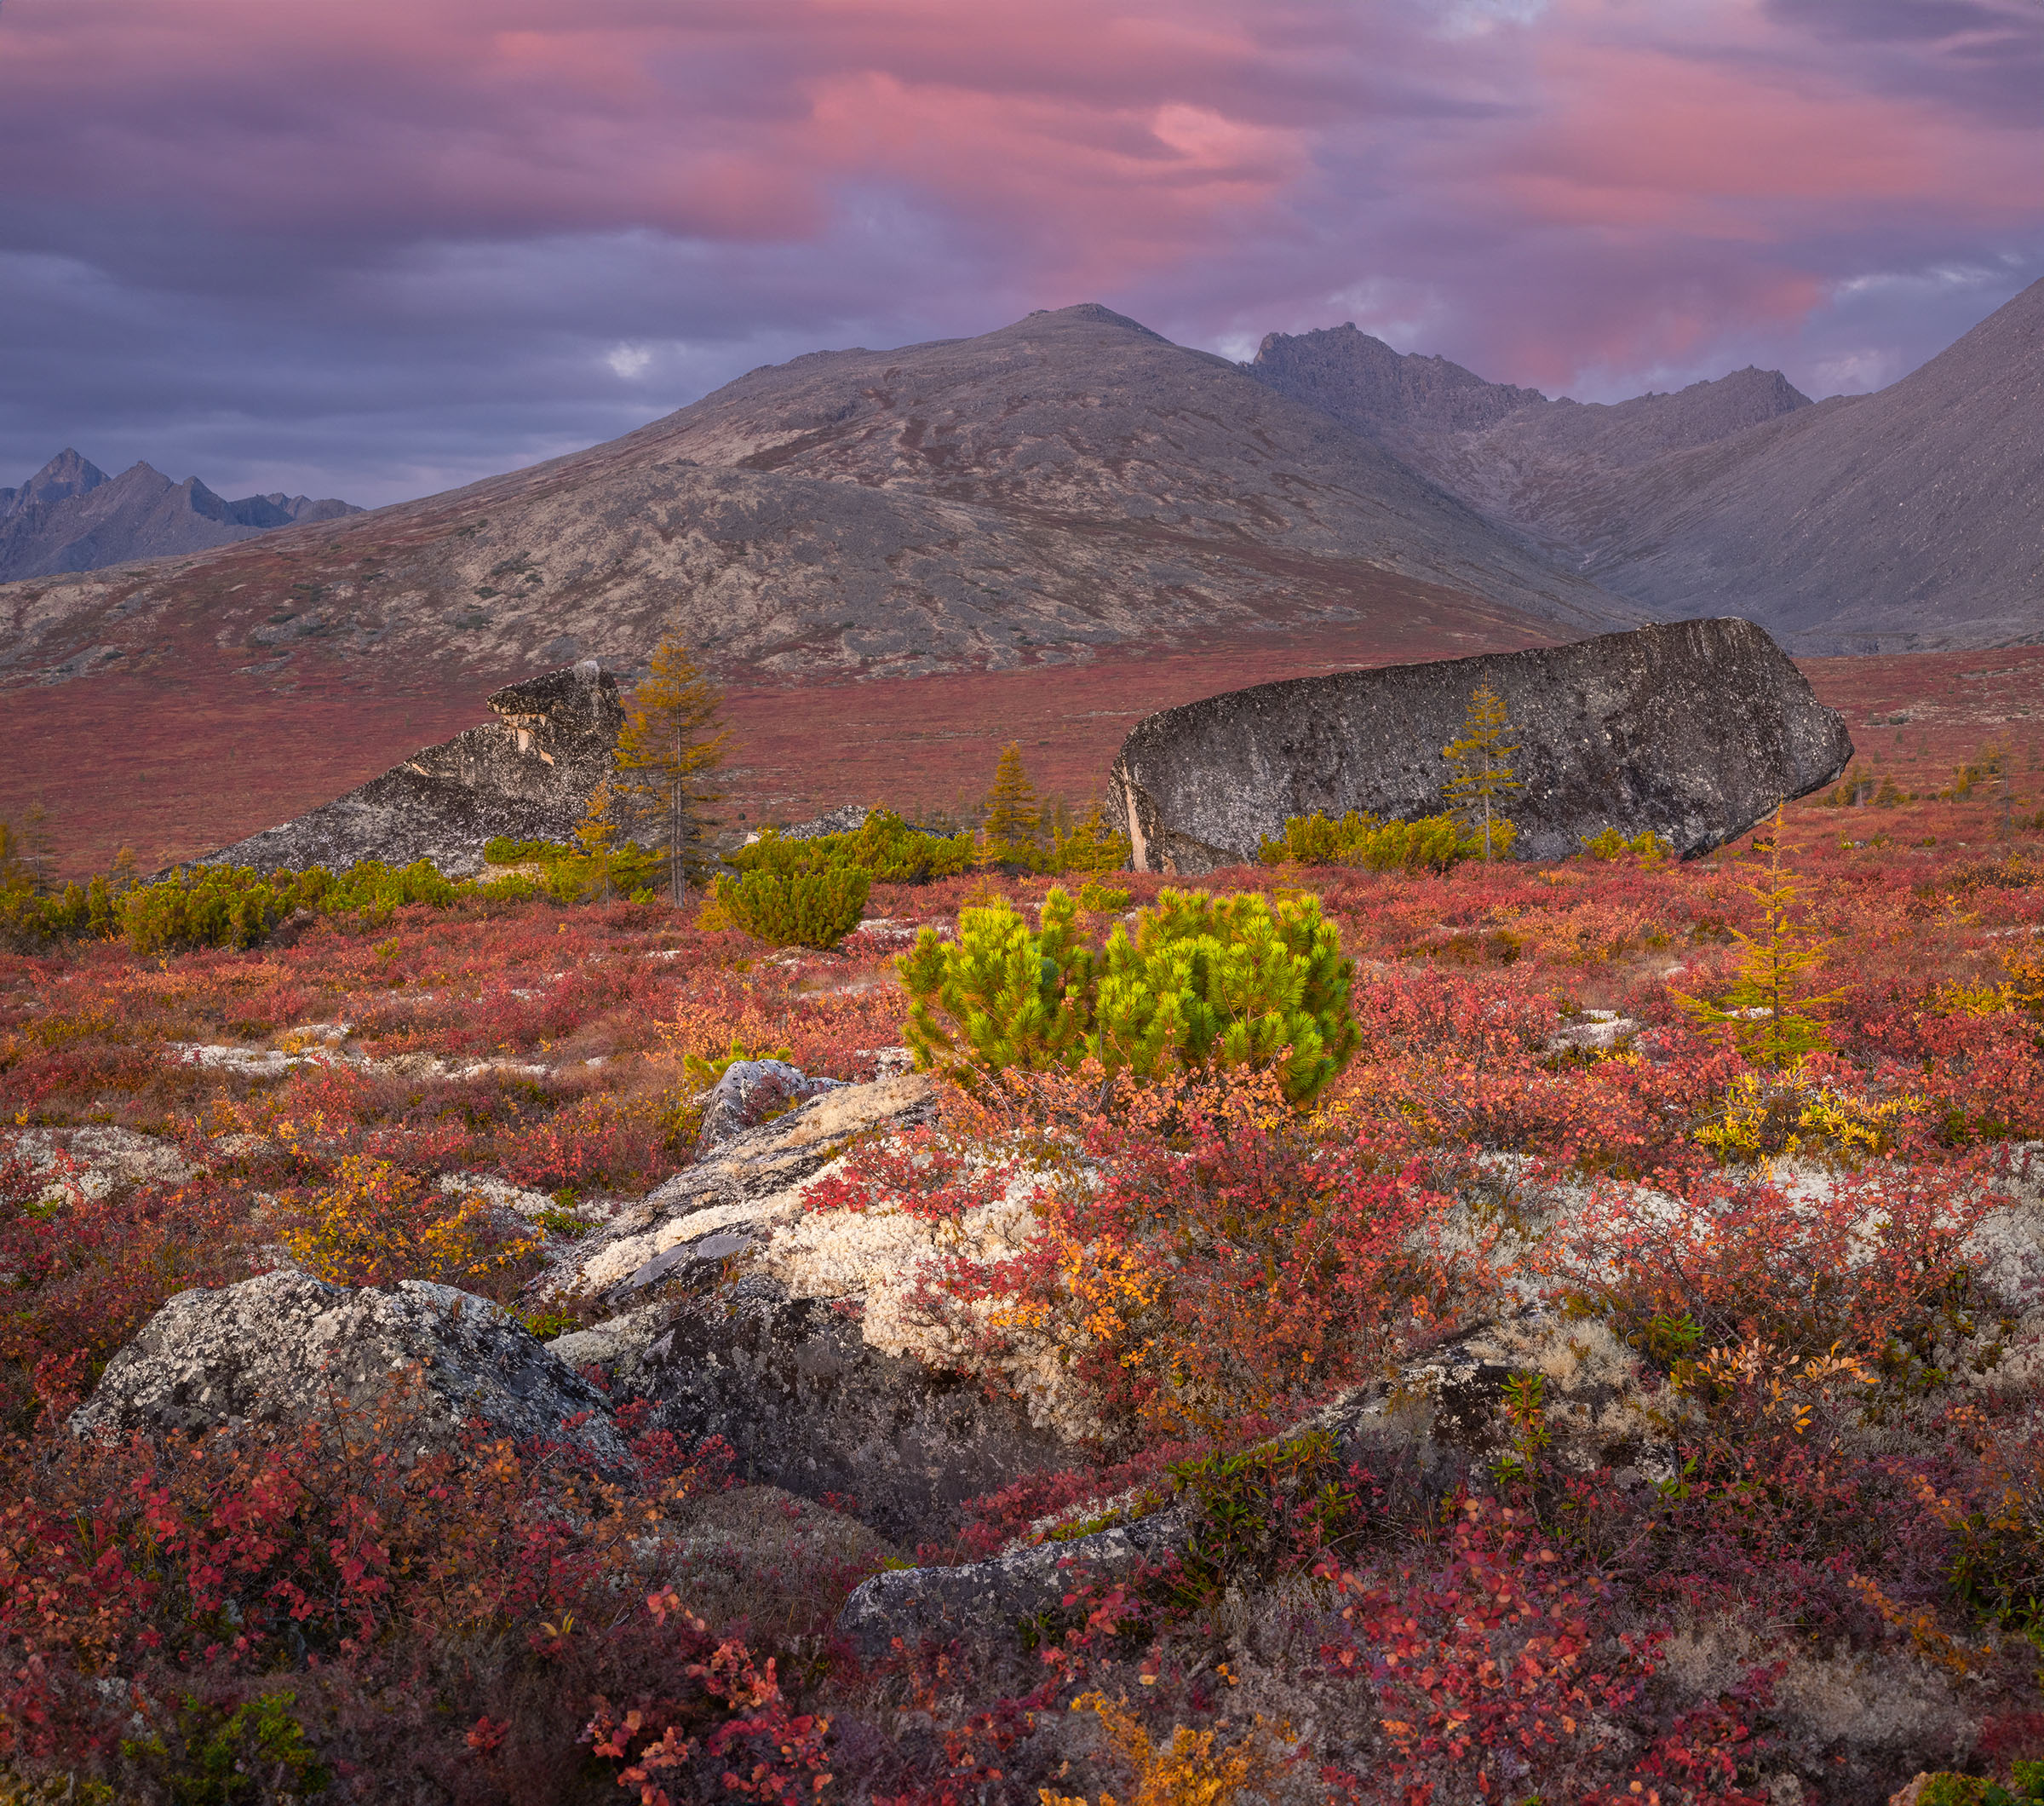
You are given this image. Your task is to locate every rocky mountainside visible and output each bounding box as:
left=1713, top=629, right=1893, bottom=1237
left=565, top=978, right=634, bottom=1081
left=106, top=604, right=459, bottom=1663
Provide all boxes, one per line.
left=1250, top=277, right=2044, bottom=651
left=0, top=449, right=359, bottom=581
left=0, top=306, right=1635, bottom=704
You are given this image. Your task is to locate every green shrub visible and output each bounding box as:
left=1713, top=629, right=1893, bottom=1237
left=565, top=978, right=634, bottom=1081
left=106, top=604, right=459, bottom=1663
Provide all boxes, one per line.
left=1257, top=809, right=1504, bottom=872
left=1581, top=826, right=1672, bottom=866
left=1077, top=881, right=1131, bottom=912
left=730, top=814, right=973, bottom=885
left=717, top=863, right=870, bottom=949
left=900, top=885, right=1357, bottom=1106
left=479, top=836, right=664, bottom=903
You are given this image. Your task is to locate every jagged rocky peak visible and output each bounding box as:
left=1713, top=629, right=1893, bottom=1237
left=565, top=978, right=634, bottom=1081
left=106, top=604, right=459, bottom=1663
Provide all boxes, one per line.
left=198, top=661, right=624, bottom=877
left=0, top=448, right=110, bottom=515
left=0, top=450, right=362, bottom=580
left=1250, top=322, right=1549, bottom=436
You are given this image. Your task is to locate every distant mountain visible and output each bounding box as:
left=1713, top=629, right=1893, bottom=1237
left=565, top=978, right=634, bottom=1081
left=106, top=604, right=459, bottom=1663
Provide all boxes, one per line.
left=0, top=451, right=359, bottom=581
left=1249, top=278, right=2044, bottom=651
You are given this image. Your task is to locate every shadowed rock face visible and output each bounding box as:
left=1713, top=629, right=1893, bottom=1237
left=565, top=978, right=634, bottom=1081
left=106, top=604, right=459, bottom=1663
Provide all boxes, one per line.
left=196, top=662, right=622, bottom=876
left=1109, top=618, right=1853, bottom=872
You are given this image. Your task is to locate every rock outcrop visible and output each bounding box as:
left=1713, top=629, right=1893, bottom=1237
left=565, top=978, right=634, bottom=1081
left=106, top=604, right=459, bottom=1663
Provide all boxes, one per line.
left=629, top=1279, right=1065, bottom=1544
left=692, top=1059, right=844, bottom=1157
left=70, top=1270, right=629, bottom=1469
left=542, top=1069, right=1070, bottom=1540
left=547, top=1070, right=940, bottom=1306
left=1109, top=617, right=1852, bottom=871
left=195, top=663, right=623, bottom=877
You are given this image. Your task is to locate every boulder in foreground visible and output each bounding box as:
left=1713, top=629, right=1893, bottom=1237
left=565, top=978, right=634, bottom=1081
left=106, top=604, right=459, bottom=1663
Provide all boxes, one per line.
left=70, top=1270, right=628, bottom=1469
left=1109, top=617, right=1852, bottom=871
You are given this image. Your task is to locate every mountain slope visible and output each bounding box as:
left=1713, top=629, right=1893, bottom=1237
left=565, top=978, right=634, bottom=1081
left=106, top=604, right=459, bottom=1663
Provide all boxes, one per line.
left=0, top=451, right=360, bottom=580
left=0, top=306, right=1633, bottom=704
left=1249, top=279, right=2044, bottom=651
left=1567, top=279, right=2044, bottom=649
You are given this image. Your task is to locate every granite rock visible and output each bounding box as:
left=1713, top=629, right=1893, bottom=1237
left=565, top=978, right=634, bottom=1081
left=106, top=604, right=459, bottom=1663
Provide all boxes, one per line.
left=693, top=1059, right=844, bottom=1157
left=69, top=1269, right=629, bottom=1469
left=630, top=1278, right=1065, bottom=1544
left=837, top=1502, right=1195, bottom=1655
left=193, top=663, right=623, bottom=877
left=1109, top=617, right=1852, bottom=871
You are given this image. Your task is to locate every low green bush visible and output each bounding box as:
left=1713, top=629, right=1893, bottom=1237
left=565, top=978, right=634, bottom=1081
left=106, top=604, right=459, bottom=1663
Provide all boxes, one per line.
left=900, top=884, right=1358, bottom=1106
left=480, top=836, right=663, bottom=903
left=729, top=812, right=973, bottom=885
left=717, top=862, right=870, bottom=950
left=1258, top=808, right=1508, bottom=871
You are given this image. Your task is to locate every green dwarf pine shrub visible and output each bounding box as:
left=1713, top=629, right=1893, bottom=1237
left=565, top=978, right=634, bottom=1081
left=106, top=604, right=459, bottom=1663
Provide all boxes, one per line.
left=726, top=813, right=973, bottom=885
left=1258, top=808, right=1506, bottom=872
left=1581, top=826, right=1672, bottom=866
left=716, top=849, right=870, bottom=950
left=900, top=885, right=1358, bottom=1106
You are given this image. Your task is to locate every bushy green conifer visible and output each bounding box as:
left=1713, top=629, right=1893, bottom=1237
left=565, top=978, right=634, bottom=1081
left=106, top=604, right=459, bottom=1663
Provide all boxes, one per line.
left=901, top=885, right=1358, bottom=1106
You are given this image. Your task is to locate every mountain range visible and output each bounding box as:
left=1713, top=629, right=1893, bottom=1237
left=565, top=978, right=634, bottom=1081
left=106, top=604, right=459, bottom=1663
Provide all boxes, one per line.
left=1, top=281, right=2039, bottom=868
left=1249, top=275, right=2042, bottom=652
left=0, top=450, right=359, bottom=582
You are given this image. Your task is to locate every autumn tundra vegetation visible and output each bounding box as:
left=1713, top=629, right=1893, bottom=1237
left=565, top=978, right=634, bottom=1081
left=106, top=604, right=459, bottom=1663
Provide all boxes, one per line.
left=5, top=669, right=2044, bottom=1803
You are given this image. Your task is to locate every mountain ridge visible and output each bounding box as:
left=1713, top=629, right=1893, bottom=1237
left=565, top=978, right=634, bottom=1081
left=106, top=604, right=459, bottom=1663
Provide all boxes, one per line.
left=0, top=451, right=360, bottom=583
left=1249, top=277, right=2044, bottom=651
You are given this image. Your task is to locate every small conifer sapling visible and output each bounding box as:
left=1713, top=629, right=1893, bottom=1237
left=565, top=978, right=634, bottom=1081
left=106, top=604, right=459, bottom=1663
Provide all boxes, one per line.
left=981, top=742, right=1042, bottom=868
left=608, top=639, right=729, bottom=907
left=1672, top=808, right=1844, bottom=1069
left=1441, top=683, right=1521, bottom=862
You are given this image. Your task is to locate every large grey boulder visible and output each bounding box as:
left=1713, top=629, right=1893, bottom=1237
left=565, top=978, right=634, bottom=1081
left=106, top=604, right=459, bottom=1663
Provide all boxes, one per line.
left=192, top=663, right=623, bottom=877
left=69, top=1270, right=629, bottom=1469
left=1109, top=617, right=1852, bottom=871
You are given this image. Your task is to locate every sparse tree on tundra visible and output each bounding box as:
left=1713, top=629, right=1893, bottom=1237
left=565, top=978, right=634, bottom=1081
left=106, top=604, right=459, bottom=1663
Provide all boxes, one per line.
left=980, top=742, right=1042, bottom=867
left=608, top=638, right=729, bottom=907
left=1442, top=682, right=1520, bottom=862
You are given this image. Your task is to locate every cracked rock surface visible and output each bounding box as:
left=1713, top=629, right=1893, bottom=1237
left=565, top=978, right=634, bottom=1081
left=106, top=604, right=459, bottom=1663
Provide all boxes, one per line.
left=70, top=1269, right=629, bottom=1470
left=1111, top=617, right=1852, bottom=871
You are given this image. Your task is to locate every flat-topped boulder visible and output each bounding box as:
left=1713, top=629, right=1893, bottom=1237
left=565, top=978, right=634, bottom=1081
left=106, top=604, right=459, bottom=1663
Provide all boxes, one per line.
left=1108, top=617, right=1853, bottom=871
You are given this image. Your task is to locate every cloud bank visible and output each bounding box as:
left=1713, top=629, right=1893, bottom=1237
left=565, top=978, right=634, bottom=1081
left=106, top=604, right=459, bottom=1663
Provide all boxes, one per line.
left=1, top=0, right=2037, bottom=504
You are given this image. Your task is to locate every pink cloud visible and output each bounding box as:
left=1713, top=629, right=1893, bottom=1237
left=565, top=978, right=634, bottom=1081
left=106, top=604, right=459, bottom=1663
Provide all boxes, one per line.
left=0, top=0, right=2037, bottom=498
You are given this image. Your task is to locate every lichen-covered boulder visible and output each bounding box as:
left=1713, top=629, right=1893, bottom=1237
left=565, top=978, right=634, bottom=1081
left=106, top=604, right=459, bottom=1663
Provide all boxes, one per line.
left=551, top=1070, right=939, bottom=1304
left=1109, top=617, right=1852, bottom=871
left=69, top=1270, right=629, bottom=1469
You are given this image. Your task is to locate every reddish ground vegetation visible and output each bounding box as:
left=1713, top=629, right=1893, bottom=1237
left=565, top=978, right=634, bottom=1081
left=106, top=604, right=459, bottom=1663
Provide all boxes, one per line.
left=11, top=629, right=2044, bottom=877
left=3, top=785, right=2044, bottom=1799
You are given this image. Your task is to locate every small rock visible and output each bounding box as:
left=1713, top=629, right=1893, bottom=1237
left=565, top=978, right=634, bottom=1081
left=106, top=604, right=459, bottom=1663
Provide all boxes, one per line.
left=694, top=1059, right=844, bottom=1156
left=1542, top=1011, right=1639, bottom=1056
left=838, top=1503, right=1194, bottom=1655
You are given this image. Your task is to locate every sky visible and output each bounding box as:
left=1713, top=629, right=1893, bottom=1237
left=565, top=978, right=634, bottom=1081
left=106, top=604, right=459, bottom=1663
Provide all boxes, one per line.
left=2, top=0, right=2040, bottom=508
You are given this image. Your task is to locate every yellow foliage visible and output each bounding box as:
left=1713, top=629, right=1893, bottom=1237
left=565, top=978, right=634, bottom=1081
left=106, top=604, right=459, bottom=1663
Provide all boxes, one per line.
left=1694, top=1072, right=1920, bottom=1165
left=284, top=1154, right=537, bottom=1287
left=1042, top=1693, right=1289, bottom=1806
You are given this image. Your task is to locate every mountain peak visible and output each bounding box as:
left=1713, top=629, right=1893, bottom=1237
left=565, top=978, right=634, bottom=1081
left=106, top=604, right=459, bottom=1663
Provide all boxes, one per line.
left=3, top=448, right=110, bottom=517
